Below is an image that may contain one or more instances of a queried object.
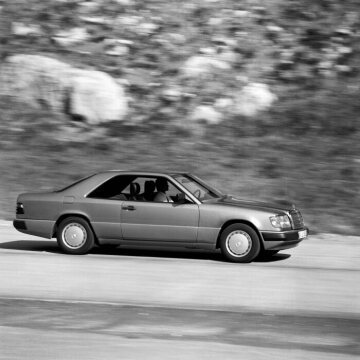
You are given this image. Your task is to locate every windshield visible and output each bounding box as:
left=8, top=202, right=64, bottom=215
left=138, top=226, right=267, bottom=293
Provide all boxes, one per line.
left=173, top=174, right=223, bottom=201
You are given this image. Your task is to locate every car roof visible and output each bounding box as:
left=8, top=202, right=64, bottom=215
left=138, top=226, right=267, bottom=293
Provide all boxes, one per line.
left=101, top=170, right=190, bottom=177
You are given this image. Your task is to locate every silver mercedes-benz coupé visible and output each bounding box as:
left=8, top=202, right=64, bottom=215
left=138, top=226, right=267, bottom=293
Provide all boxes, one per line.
left=13, top=171, right=309, bottom=262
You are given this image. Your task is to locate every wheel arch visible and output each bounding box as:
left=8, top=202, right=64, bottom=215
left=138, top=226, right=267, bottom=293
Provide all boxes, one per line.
left=53, top=213, right=99, bottom=245
left=216, top=219, right=265, bottom=249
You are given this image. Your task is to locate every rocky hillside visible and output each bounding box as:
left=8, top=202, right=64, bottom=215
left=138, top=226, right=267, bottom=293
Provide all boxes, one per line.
left=0, top=0, right=359, bottom=234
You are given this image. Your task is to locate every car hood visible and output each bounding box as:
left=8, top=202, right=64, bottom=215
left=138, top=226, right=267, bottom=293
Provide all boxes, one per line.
left=205, top=196, right=293, bottom=213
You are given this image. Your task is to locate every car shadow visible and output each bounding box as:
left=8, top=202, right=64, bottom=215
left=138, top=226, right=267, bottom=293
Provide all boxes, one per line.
left=0, top=240, right=291, bottom=263
left=0, top=240, right=59, bottom=253
left=254, top=253, right=291, bottom=262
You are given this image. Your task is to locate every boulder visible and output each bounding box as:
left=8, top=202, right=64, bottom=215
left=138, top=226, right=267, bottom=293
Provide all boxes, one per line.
left=0, top=55, right=71, bottom=111
left=67, top=69, right=128, bottom=125
left=234, top=83, right=277, bottom=117
left=0, top=54, right=128, bottom=124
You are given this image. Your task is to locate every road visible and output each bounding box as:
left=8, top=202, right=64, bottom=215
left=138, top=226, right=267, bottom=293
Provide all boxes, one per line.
left=0, top=221, right=359, bottom=359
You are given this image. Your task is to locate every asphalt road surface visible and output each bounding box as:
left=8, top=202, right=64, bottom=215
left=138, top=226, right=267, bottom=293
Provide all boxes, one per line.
left=0, top=221, right=359, bottom=359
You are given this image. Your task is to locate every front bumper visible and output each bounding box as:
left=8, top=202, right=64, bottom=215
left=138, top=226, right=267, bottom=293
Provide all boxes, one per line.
left=261, top=227, right=309, bottom=251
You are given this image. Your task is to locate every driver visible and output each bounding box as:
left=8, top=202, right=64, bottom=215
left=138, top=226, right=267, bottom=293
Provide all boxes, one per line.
left=153, top=178, right=172, bottom=202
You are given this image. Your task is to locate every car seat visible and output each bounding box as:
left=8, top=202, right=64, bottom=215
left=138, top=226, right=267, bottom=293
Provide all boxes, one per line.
left=141, top=180, right=156, bottom=201
left=129, top=182, right=141, bottom=200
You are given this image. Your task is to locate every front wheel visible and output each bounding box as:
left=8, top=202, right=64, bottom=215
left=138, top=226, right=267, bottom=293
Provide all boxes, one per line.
left=57, top=217, right=95, bottom=255
left=220, top=223, right=261, bottom=263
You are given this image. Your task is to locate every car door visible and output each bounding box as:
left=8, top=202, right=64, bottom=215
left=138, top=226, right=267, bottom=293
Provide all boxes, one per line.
left=120, top=177, right=199, bottom=242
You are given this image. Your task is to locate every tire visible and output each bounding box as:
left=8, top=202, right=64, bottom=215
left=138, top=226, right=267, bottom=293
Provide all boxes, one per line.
left=57, top=217, right=95, bottom=255
left=220, top=223, right=261, bottom=263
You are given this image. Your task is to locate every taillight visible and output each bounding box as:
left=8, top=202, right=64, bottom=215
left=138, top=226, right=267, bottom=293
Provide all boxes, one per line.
left=16, top=202, right=24, bottom=214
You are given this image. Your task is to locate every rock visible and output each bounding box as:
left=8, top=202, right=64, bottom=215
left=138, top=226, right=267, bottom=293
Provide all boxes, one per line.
left=234, top=83, right=277, bottom=117
left=318, top=60, right=333, bottom=70
left=103, top=38, right=132, bottom=56
left=337, top=46, right=353, bottom=55
left=266, top=24, right=284, bottom=40
left=168, top=33, right=186, bottom=44
left=182, top=55, right=231, bottom=77
left=78, top=1, right=101, bottom=13
left=207, top=17, right=223, bottom=26
left=114, top=0, right=134, bottom=5
left=52, top=27, right=90, bottom=47
left=137, top=22, right=160, bottom=36
left=335, top=64, right=352, bottom=74
left=12, top=22, right=42, bottom=36
left=214, top=98, right=233, bottom=109
left=68, top=70, right=128, bottom=125
left=0, top=55, right=71, bottom=111
left=251, top=6, right=267, bottom=15
left=334, top=28, right=353, bottom=37
left=162, top=88, right=182, bottom=102
left=211, top=36, right=237, bottom=47
left=234, top=10, right=250, bottom=17
left=277, top=60, right=294, bottom=71
left=105, top=45, right=129, bottom=56
left=104, top=38, right=134, bottom=46
left=217, top=50, right=238, bottom=63
left=322, top=48, right=339, bottom=61
left=117, top=15, right=141, bottom=26
left=190, top=105, right=223, bottom=125
left=266, top=24, right=284, bottom=33
left=0, top=54, right=128, bottom=125
left=199, top=47, right=217, bottom=55
left=80, top=16, right=110, bottom=25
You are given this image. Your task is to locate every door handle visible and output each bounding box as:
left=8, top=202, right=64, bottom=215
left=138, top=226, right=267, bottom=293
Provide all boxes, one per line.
left=122, top=205, right=136, bottom=211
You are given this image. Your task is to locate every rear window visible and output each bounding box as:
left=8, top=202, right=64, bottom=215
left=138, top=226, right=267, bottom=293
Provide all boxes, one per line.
left=55, top=174, right=95, bottom=192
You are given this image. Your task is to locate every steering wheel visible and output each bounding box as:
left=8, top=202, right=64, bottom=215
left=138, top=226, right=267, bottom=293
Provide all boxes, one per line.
left=192, top=189, right=201, bottom=199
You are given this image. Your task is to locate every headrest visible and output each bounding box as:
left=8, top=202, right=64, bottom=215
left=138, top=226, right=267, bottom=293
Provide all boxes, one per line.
left=130, top=182, right=140, bottom=196
left=144, top=180, right=156, bottom=193
left=155, top=177, right=168, bottom=191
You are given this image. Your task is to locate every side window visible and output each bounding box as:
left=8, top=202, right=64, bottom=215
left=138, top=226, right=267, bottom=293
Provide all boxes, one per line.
left=123, top=177, right=157, bottom=201
left=87, top=175, right=134, bottom=200
left=122, top=176, right=189, bottom=203
left=166, top=182, right=181, bottom=200
left=87, top=175, right=192, bottom=203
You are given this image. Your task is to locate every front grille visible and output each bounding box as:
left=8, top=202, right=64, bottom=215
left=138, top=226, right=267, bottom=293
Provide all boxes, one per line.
left=289, top=209, right=304, bottom=229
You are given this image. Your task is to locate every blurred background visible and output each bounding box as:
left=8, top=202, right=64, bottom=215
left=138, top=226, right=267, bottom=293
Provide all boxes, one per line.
left=0, top=0, right=359, bottom=234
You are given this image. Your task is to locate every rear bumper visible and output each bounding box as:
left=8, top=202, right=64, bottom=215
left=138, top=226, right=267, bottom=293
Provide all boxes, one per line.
left=261, top=227, right=309, bottom=251
left=13, top=219, right=55, bottom=239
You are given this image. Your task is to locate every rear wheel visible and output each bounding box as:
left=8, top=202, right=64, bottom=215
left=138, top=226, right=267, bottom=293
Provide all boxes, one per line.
left=220, top=223, right=261, bottom=263
left=57, top=217, right=95, bottom=255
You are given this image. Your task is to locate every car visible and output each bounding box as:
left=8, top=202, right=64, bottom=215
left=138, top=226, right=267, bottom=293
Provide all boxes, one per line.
left=13, top=171, right=309, bottom=262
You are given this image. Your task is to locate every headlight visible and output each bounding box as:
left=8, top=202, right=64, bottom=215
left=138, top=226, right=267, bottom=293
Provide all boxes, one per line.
left=270, top=215, right=291, bottom=230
